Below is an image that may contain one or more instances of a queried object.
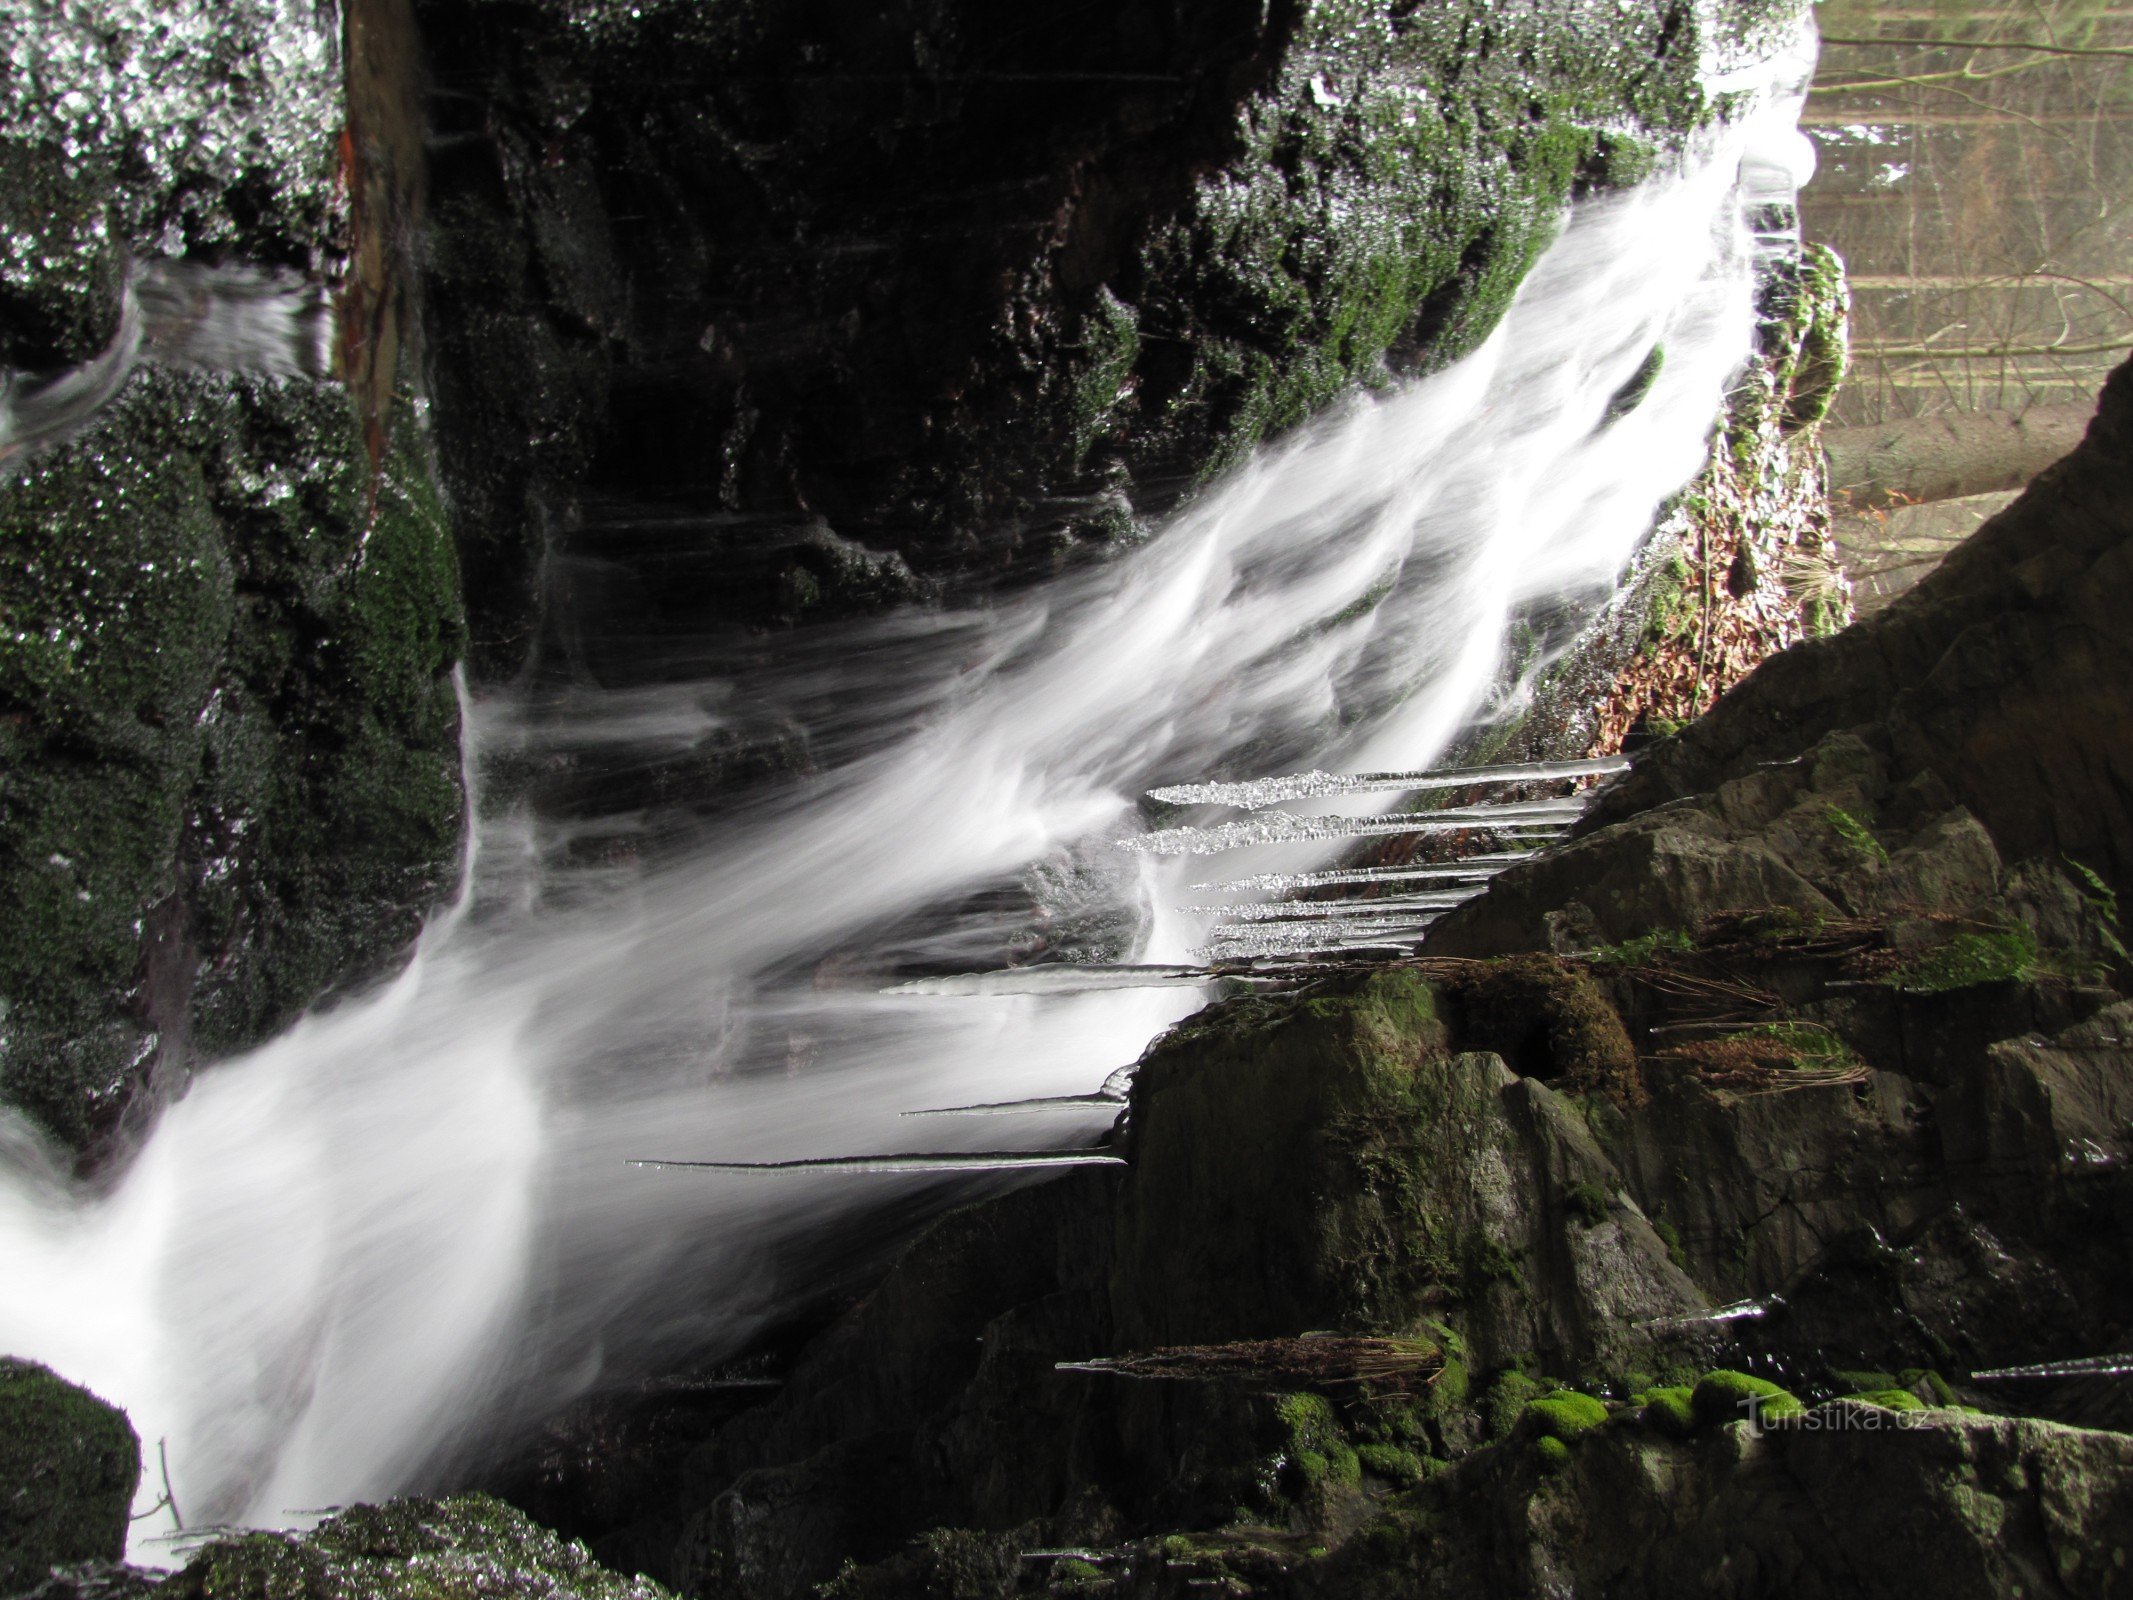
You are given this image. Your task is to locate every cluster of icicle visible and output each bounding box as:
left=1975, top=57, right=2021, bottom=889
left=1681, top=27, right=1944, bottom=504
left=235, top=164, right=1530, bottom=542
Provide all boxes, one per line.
left=723, top=754, right=1630, bottom=1172
left=1151, top=754, right=1625, bottom=962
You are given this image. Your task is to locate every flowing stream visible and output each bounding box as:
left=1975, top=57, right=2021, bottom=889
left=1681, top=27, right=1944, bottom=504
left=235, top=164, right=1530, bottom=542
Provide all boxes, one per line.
left=0, top=44, right=1810, bottom=1553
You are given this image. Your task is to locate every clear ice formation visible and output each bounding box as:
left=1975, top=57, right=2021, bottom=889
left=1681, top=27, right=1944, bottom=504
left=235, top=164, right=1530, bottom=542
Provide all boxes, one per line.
left=1971, top=1354, right=2133, bottom=1381
left=1122, top=801, right=1583, bottom=856
left=630, top=1150, right=1127, bottom=1174
left=1194, top=890, right=1480, bottom=922
left=1146, top=754, right=1630, bottom=810
left=902, top=1092, right=1126, bottom=1118
left=1189, top=857, right=1529, bottom=893
left=887, top=965, right=1213, bottom=996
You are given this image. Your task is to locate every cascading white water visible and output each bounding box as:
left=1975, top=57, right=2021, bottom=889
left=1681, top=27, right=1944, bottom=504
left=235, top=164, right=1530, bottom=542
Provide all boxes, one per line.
left=0, top=45, right=1811, bottom=1554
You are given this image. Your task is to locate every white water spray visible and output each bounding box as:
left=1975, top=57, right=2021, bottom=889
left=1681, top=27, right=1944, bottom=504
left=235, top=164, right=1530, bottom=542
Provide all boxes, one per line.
left=0, top=58, right=1809, bottom=1551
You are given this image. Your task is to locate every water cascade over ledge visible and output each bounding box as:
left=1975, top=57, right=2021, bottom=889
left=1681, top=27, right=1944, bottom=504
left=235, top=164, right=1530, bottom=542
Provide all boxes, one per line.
left=0, top=44, right=1811, bottom=1552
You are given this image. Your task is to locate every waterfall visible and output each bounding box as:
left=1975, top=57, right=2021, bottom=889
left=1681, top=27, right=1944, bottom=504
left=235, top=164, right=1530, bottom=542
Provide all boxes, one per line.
left=0, top=48, right=1809, bottom=1553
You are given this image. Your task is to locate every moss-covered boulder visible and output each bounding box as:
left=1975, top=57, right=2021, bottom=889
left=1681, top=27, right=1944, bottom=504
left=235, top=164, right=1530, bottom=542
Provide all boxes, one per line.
left=0, top=1359, right=140, bottom=1593
left=1110, top=969, right=1700, bottom=1370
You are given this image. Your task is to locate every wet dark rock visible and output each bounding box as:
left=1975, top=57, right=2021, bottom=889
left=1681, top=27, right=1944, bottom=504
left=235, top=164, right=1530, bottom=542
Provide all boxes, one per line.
left=0, top=4, right=466, bottom=1154
left=0, top=374, right=464, bottom=1155
left=0, top=1359, right=140, bottom=1594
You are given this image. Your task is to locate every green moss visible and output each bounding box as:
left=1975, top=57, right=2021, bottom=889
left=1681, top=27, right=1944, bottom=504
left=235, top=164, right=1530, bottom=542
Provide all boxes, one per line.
left=1840, top=1388, right=1926, bottom=1412
left=1115, top=969, right=1545, bottom=1340
left=1779, top=243, right=1851, bottom=431
left=1445, top=954, right=1641, bottom=1101
left=1588, top=928, right=1696, bottom=966
left=1276, top=1391, right=1343, bottom=1453
left=0, top=370, right=465, bottom=1146
left=1602, top=346, right=1666, bottom=427
left=1883, top=925, right=2038, bottom=995
left=1824, top=804, right=1890, bottom=865
left=1562, top=1182, right=1610, bottom=1228
left=1636, top=1386, right=1697, bottom=1439
left=1651, top=1218, right=1688, bottom=1272
left=0, top=1359, right=140, bottom=1592
left=1354, top=1443, right=1428, bottom=1486
left=1729, top=1021, right=1861, bottom=1074
left=1054, top=1558, right=1104, bottom=1585
left=1641, top=551, right=1697, bottom=649
left=1533, top=1434, right=1573, bottom=1473
left=1522, top=1389, right=1610, bottom=1443
left=1484, top=1369, right=1544, bottom=1441
left=1690, top=1370, right=1803, bottom=1429
left=1432, top=1355, right=1470, bottom=1413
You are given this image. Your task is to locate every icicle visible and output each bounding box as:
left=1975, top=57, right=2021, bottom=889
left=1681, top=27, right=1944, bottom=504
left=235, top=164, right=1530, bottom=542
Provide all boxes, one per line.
left=1637, top=1296, right=1783, bottom=1328
left=630, top=1149, right=1126, bottom=1175
left=885, top=964, right=1214, bottom=997
left=1190, top=889, right=1482, bottom=922
left=1190, top=858, right=1527, bottom=894
left=902, top=1093, right=1126, bottom=1118
left=1147, top=755, right=1630, bottom=810
left=1198, top=919, right=1442, bottom=960
left=1123, top=802, right=1581, bottom=857
left=1971, top=1354, right=2133, bottom=1381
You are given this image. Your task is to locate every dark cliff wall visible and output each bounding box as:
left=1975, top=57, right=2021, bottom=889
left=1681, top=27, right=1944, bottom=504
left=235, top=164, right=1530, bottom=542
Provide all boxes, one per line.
left=416, top=0, right=1800, bottom=670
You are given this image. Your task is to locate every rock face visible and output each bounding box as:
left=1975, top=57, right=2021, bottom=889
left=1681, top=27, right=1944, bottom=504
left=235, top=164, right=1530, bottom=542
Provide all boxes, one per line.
left=0, top=1359, right=139, bottom=1593
left=1578, top=348, right=2133, bottom=904
left=1318, top=1407, right=2133, bottom=1599
left=0, top=4, right=466, bottom=1154
left=415, top=0, right=1807, bottom=667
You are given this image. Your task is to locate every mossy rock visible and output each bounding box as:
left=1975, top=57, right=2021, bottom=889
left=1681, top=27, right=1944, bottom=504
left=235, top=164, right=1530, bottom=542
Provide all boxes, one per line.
left=1839, top=1389, right=1927, bottom=1413
left=1354, top=1443, right=1429, bottom=1486
left=162, top=1495, right=666, bottom=1600
left=1640, top=1386, right=1697, bottom=1439
left=0, top=372, right=464, bottom=1148
left=1441, top=955, right=1641, bottom=1102
left=1113, top=970, right=1529, bottom=1342
left=1522, top=1389, right=1610, bottom=1444
left=1690, top=1370, right=1803, bottom=1429
left=1484, top=1369, right=1544, bottom=1441
left=817, top=1527, right=1019, bottom=1600
left=1562, top=1182, right=1610, bottom=1227
left=0, top=1359, right=140, bottom=1593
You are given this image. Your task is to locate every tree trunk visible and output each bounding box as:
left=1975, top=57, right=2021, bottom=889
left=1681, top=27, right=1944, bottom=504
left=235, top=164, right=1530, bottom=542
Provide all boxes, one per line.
left=1821, top=403, right=2097, bottom=508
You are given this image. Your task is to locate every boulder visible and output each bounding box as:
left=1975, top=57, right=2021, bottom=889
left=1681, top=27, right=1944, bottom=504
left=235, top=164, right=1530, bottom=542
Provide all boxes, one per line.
left=0, top=1359, right=139, bottom=1594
